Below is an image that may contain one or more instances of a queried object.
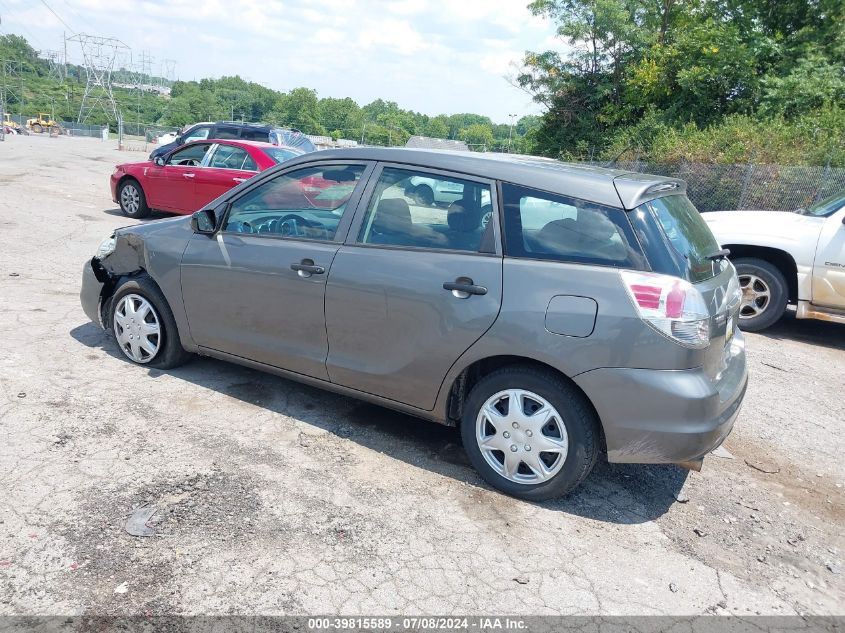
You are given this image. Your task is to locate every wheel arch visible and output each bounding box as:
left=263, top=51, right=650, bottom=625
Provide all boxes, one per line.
left=725, top=244, right=799, bottom=303
left=444, top=354, right=606, bottom=452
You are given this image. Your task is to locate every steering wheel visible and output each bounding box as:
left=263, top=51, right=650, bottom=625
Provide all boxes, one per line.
left=278, top=214, right=330, bottom=240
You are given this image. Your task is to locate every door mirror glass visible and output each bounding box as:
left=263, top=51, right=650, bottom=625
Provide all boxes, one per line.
left=153, top=156, right=165, bottom=167
left=191, top=209, right=216, bottom=234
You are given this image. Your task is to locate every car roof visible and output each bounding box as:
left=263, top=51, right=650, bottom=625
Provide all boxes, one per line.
left=280, top=147, right=684, bottom=209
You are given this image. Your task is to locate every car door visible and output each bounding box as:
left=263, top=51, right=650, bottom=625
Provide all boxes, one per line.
left=324, top=164, right=504, bottom=410
left=193, top=143, right=259, bottom=209
left=179, top=161, right=374, bottom=380
left=812, top=204, right=845, bottom=308
left=145, top=142, right=214, bottom=212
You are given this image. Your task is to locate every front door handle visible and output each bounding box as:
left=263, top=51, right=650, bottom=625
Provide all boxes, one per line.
left=291, top=259, right=325, bottom=278
left=182, top=172, right=195, bottom=179
left=443, top=277, right=487, bottom=298
left=232, top=177, right=247, bottom=183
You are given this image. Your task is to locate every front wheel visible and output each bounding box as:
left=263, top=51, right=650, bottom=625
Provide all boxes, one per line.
left=734, top=258, right=787, bottom=332
left=414, top=184, right=434, bottom=206
left=118, top=179, right=151, bottom=218
left=110, top=276, right=190, bottom=369
left=461, top=366, right=600, bottom=500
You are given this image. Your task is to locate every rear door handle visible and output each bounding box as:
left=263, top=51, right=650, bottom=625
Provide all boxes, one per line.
left=291, top=259, right=325, bottom=278
left=443, top=277, right=487, bottom=298
left=182, top=172, right=195, bottom=179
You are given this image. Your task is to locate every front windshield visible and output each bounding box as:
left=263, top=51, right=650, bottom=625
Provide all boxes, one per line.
left=802, top=192, right=845, bottom=217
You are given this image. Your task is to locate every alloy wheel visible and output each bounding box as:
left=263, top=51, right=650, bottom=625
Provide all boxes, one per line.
left=120, top=184, right=141, bottom=214
left=476, top=389, right=569, bottom=484
left=738, top=273, right=771, bottom=318
left=113, top=294, right=161, bottom=363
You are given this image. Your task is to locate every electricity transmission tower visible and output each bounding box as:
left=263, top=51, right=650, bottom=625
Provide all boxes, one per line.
left=66, top=33, right=129, bottom=123
left=0, top=59, right=24, bottom=112
left=160, top=58, right=176, bottom=88
left=41, top=50, right=66, bottom=83
left=131, top=49, right=153, bottom=121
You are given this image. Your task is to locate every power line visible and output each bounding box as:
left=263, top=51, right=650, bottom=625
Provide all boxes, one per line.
left=38, top=0, right=76, bottom=34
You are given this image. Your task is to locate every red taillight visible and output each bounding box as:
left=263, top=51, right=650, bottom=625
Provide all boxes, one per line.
left=629, top=284, right=662, bottom=310
left=665, top=282, right=686, bottom=319
left=621, top=270, right=711, bottom=349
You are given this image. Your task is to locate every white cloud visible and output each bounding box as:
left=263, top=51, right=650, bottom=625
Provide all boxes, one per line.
left=1, top=0, right=555, bottom=121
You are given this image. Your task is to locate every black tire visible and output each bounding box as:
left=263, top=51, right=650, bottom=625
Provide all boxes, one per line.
left=415, top=184, right=434, bottom=206
left=109, top=275, right=191, bottom=369
left=118, top=179, right=151, bottom=219
left=460, top=365, right=600, bottom=501
left=733, top=258, right=788, bottom=332
left=31, top=123, right=43, bottom=134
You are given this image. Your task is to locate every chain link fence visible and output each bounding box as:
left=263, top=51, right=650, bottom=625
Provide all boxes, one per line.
left=599, top=160, right=845, bottom=212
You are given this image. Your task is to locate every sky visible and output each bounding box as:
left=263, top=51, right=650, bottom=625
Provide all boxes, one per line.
left=0, top=0, right=565, bottom=124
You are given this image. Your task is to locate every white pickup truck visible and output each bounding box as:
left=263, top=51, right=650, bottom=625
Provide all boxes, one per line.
left=704, top=192, right=845, bottom=331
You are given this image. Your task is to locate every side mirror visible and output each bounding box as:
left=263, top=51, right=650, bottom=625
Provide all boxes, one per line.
left=175, top=135, right=183, bottom=144
left=191, top=209, right=216, bottom=235
left=841, top=215, right=845, bottom=226
left=153, top=156, right=166, bottom=167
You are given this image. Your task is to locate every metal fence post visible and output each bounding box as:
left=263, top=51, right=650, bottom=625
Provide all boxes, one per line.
left=738, top=163, right=755, bottom=209
left=117, top=114, right=124, bottom=151
left=813, top=157, right=831, bottom=203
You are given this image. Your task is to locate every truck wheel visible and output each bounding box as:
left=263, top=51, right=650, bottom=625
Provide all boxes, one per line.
left=734, top=258, right=788, bottom=331
left=414, top=184, right=434, bottom=206
left=461, top=366, right=600, bottom=501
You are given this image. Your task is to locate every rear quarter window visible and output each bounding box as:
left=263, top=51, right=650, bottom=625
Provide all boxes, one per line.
left=501, top=183, right=646, bottom=269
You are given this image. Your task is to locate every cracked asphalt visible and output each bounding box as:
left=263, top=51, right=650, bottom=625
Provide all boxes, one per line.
left=0, top=135, right=843, bottom=616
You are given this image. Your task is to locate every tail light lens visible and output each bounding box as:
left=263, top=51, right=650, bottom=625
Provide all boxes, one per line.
left=620, top=270, right=711, bottom=349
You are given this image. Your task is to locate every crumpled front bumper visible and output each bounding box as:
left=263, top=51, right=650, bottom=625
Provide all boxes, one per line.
left=80, top=258, right=106, bottom=328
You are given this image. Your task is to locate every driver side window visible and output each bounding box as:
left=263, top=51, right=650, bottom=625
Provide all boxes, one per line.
left=223, top=164, right=367, bottom=240
left=167, top=142, right=212, bottom=167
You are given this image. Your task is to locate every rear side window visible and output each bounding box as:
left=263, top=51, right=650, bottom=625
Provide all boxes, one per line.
left=241, top=128, right=270, bottom=142
left=214, top=126, right=240, bottom=139
left=357, top=167, right=494, bottom=253
left=209, top=145, right=256, bottom=171
left=641, top=195, right=720, bottom=282
left=501, top=183, right=645, bottom=268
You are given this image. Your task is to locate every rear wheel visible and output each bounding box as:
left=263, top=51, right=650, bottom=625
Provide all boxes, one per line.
left=118, top=179, right=151, bottom=219
left=734, top=258, right=787, bottom=332
left=461, top=366, right=599, bottom=500
left=414, top=184, right=434, bottom=206
left=31, top=123, right=43, bottom=134
left=110, top=276, right=190, bottom=369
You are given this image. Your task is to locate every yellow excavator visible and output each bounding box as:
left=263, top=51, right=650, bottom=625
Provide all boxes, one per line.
left=26, top=113, right=63, bottom=134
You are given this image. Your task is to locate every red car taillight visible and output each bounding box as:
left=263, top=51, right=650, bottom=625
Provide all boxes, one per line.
left=621, top=270, right=711, bottom=349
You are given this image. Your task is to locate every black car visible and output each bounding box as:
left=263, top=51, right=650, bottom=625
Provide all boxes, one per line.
left=149, top=122, right=316, bottom=159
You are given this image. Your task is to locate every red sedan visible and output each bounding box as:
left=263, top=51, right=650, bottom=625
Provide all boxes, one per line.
left=110, top=140, right=304, bottom=218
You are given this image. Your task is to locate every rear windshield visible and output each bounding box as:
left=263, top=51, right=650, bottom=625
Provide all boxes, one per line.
left=262, top=147, right=303, bottom=164
left=641, top=195, right=721, bottom=283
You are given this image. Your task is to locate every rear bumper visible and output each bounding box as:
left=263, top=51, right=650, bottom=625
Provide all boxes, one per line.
left=80, top=258, right=106, bottom=328
left=574, top=332, right=748, bottom=464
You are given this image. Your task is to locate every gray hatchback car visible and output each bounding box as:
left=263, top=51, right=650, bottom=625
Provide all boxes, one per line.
left=81, top=148, right=748, bottom=500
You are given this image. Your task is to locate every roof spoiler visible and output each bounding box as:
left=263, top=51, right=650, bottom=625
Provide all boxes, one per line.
left=613, top=173, right=686, bottom=210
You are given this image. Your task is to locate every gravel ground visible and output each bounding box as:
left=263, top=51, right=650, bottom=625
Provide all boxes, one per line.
left=0, top=135, right=843, bottom=617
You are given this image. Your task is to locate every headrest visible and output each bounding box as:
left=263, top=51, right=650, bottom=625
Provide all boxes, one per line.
left=447, top=197, right=482, bottom=232
left=372, top=198, right=413, bottom=235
